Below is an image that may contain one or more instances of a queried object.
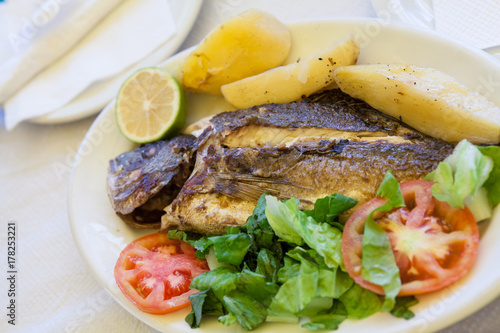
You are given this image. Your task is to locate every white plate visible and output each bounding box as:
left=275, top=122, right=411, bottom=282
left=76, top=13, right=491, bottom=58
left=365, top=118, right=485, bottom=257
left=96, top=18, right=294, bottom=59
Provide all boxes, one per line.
left=32, top=0, right=202, bottom=125
left=69, top=19, right=500, bottom=333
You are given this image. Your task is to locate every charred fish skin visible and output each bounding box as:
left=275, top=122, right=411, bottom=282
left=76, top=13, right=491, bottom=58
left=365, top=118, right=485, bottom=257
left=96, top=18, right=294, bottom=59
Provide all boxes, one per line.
left=107, top=134, right=198, bottom=229
left=211, top=89, right=402, bottom=136
left=162, top=89, right=454, bottom=235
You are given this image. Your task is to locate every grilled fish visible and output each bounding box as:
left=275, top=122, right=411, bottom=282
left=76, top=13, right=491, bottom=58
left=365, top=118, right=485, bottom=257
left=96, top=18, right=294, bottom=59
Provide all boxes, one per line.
left=107, top=134, right=197, bottom=229
left=161, top=89, right=454, bottom=235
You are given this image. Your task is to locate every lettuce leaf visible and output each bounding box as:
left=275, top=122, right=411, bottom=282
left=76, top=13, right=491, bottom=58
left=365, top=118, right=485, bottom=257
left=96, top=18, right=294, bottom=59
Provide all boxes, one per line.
left=302, top=301, right=347, bottom=330
left=390, top=296, right=418, bottom=320
left=338, top=283, right=382, bottom=319
left=478, top=145, right=500, bottom=207
left=240, top=194, right=284, bottom=271
left=267, top=260, right=318, bottom=321
left=222, top=293, right=269, bottom=330
left=267, top=248, right=353, bottom=322
left=425, top=139, right=494, bottom=221
left=304, top=193, right=358, bottom=224
left=268, top=245, right=379, bottom=325
left=185, top=289, right=224, bottom=328
left=168, top=231, right=251, bottom=266
left=277, top=256, right=300, bottom=283
left=361, top=170, right=403, bottom=312
left=265, top=196, right=344, bottom=269
left=265, top=197, right=304, bottom=245
left=209, top=234, right=251, bottom=266
left=188, top=267, right=279, bottom=330
left=255, top=249, right=281, bottom=283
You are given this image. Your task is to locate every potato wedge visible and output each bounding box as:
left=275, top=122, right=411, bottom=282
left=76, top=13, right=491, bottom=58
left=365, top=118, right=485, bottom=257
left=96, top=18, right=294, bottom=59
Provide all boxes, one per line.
left=333, top=64, right=500, bottom=144
left=181, top=9, right=291, bottom=95
left=221, top=34, right=360, bottom=109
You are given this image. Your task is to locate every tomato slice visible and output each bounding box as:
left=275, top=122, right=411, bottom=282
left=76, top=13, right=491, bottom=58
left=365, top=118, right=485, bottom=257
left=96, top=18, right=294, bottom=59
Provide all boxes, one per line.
left=342, top=180, right=479, bottom=296
left=114, top=232, right=209, bottom=314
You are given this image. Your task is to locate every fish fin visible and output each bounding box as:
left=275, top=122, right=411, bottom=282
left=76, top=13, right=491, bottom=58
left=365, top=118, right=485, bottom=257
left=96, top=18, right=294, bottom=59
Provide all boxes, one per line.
left=213, top=172, right=313, bottom=203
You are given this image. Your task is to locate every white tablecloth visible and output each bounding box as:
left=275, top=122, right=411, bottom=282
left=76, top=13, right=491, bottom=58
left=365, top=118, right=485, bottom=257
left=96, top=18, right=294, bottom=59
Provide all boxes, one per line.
left=1, top=1, right=500, bottom=332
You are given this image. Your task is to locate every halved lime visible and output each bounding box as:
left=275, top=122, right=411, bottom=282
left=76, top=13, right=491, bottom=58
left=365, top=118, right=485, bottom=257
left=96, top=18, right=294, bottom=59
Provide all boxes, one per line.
left=115, top=67, right=186, bottom=144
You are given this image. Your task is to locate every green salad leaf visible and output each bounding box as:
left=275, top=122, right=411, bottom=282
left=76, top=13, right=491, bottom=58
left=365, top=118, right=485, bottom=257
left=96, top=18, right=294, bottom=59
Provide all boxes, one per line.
left=338, top=283, right=382, bottom=319
left=277, top=256, right=300, bottom=283
left=265, top=197, right=304, bottom=245
left=185, top=289, right=224, bottom=328
left=265, top=196, right=345, bottom=269
left=267, top=247, right=353, bottom=325
left=168, top=231, right=251, bottom=266
left=238, top=194, right=284, bottom=271
left=188, top=266, right=279, bottom=330
left=478, top=145, right=500, bottom=208
left=165, top=229, right=192, bottom=242
left=361, top=170, right=403, bottom=312
left=425, top=139, right=494, bottom=221
left=302, top=301, right=348, bottom=330
left=390, top=296, right=418, bottom=320
left=255, top=248, right=281, bottom=283
left=304, top=193, right=358, bottom=225
left=209, top=234, right=251, bottom=266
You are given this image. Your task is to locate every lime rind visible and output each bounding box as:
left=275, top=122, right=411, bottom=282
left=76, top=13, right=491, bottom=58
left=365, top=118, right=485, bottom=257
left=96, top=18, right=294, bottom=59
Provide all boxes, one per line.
left=115, top=67, right=187, bottom=144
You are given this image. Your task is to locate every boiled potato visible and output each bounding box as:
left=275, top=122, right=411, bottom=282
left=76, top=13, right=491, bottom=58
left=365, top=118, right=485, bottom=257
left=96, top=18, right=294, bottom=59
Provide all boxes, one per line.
left=221, top=34, right=360, bottom=109
left=181, top=9, right=291, bottom=94
left=333, top=64, right=500, bottom=144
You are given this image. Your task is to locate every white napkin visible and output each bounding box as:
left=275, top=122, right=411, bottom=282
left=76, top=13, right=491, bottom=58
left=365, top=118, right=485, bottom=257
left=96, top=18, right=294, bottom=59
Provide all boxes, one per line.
left=433, top=0, right=500, bottom=49
left=0, top=0, right=123, bottom=104
left=2, top=0, right=176, bottom=130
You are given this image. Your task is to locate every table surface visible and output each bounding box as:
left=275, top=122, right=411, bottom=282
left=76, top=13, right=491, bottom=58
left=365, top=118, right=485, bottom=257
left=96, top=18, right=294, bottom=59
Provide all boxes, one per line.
left=1, top=1, right=500, bottom=332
